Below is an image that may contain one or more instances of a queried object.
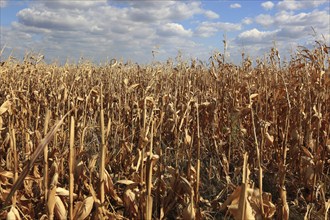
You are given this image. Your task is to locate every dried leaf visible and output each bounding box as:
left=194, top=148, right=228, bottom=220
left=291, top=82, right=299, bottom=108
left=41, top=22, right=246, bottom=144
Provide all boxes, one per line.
left=249, top=93, right=258, bottom=100
left=127, top=83, right=139, bottom=93
left=75, top=196, right=94, bottom=220
left=54, top=196, right=67, bottom=220
left=265, top=132, right=274, bottom=144
left=0, top=170, right=14, bottom=179
left=56, top=187, right=77, bottom=198
left=47, top=185, right=57, bottom=220
left=224, top=185, right=276, bottom=220
left=6, top=206, right=21, bottom=220
left=0, top=116, right=3, bottom=131
left=0, top=100, right=11, bottom=115
left=104, top=170, right=123, bottom=204
left=116, top=179, right=136, bottom=185
left=183, top=200, right=195, bottom=220
left=123, top=189, right=138, bottom=217
left=77, top=97, right=84, bottom=101
left=184, top=129, right=192, bottom=145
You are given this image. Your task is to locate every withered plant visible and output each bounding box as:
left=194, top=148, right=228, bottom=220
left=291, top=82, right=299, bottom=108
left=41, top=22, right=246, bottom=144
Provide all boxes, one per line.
left=0, top=42, right=329, bottom=219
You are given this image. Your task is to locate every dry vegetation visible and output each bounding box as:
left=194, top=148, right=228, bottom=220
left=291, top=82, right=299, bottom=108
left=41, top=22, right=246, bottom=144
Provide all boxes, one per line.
left=0, top=42, right=329, bottom=220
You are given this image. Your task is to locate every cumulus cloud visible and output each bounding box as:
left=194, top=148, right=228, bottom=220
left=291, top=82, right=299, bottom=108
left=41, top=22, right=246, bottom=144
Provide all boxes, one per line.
left=274, top=10, right=329, bottom=28
left=17, top=8, right=93, bottom=31
left=276, top=26, right=309, bottom=39
left=261, top=1, right=274, bottom=10
left=277, top=0, right=328, bottom=11
left=242, top=17, right=253, bottom=25
left=255, top=14, right=274, bottom=26
left=236, top=9, right=330, bottom=45
left=236, top=28, right=277, bottom=44
left=44, top=0, right=107, bottom=9
left=157, top=23, right=192, bottom=37
left=126, top=1, right=218, bottom=22
left=0, top=0, right=7, bottom=8
left=1, top=0, right=328, bottom=65
left=195, top=21, right=241, bottom=37
left=204, top=10, right=220, bottom=19
left=230, top=3, right=241, bottom=9
left=1, top=0, right=221, bottom=63
left=277, top=0, right=302, bottom=11
left=128, top=2, right=196, bottom=22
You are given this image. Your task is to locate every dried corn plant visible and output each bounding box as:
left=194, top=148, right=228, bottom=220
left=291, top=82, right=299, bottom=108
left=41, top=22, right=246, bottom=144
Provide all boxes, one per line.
left=0, top=42, right=329, bottom=219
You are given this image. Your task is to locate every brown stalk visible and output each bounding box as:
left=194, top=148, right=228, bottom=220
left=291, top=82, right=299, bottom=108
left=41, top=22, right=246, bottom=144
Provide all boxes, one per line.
left=248, top=84, right=264, bottom=217
left=195, top=101, right=201, bottom=208
left=140, top=97, right=147, bottom=184
left=69, top=115, right=75, bottom=219
left=277, top=71, right=291, bottom=220
left=35, top=105, right=40, bottom=131
left=10, top=124, right=17, bottom=206
left=238, top=152, right=248, bottom=219
left=145, top=118, right=154, bottom=220
left=99, top=84, right=106, bottom=204
left=43, top=109, right=51, bottom=202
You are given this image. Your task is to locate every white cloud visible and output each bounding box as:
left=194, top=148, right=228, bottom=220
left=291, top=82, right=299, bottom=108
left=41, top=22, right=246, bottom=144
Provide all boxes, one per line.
left=2, top=1, right=221, bottom=63
left=277, top=0, right=302, bottom=11
left=242, top=17, right=253, bottom=25
left=195, top=21, right=241, bottom=37
left=17, top=7, right=93, bottom=31
left=0, top=0, right=7, bottom=8
left=230, top=3, right=241, bottom=9
left=251, top=9, right=329, bottom=37
left=255, top=14, right=274, bottom=26
left=277, top=0, right=328, bottom=11
left=44, top=0, right=107, bottom=9
left=236, top=9, right=330, bottom=46
left=276, top=26, right=309, bottom=39
left=204, top=10, right=220, bottom=19
left=1, top=0, right=329, bottom=65
left=195, top=25, right=218, bottom=38
left=124, top=0, right=202, bottom=21
left=261, top=1, right=274, bottom=10
left=237, top=28, right=277, bottom=44
left=158, top=23, right=192, bottom=37
left=274, top=10, right=329, bottom=29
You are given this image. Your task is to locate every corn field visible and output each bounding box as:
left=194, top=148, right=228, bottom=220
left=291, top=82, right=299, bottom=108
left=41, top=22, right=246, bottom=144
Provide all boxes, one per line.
left=0, top=42, right=329, bottom=220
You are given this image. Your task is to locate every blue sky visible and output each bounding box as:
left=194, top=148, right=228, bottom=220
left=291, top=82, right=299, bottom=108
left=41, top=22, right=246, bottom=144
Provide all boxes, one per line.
left=0, top=0, right=329, bottom=64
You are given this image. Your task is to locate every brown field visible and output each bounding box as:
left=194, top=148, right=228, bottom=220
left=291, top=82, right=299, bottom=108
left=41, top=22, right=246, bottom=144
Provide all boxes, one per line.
left=0, top=43, right=329, bottom=219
